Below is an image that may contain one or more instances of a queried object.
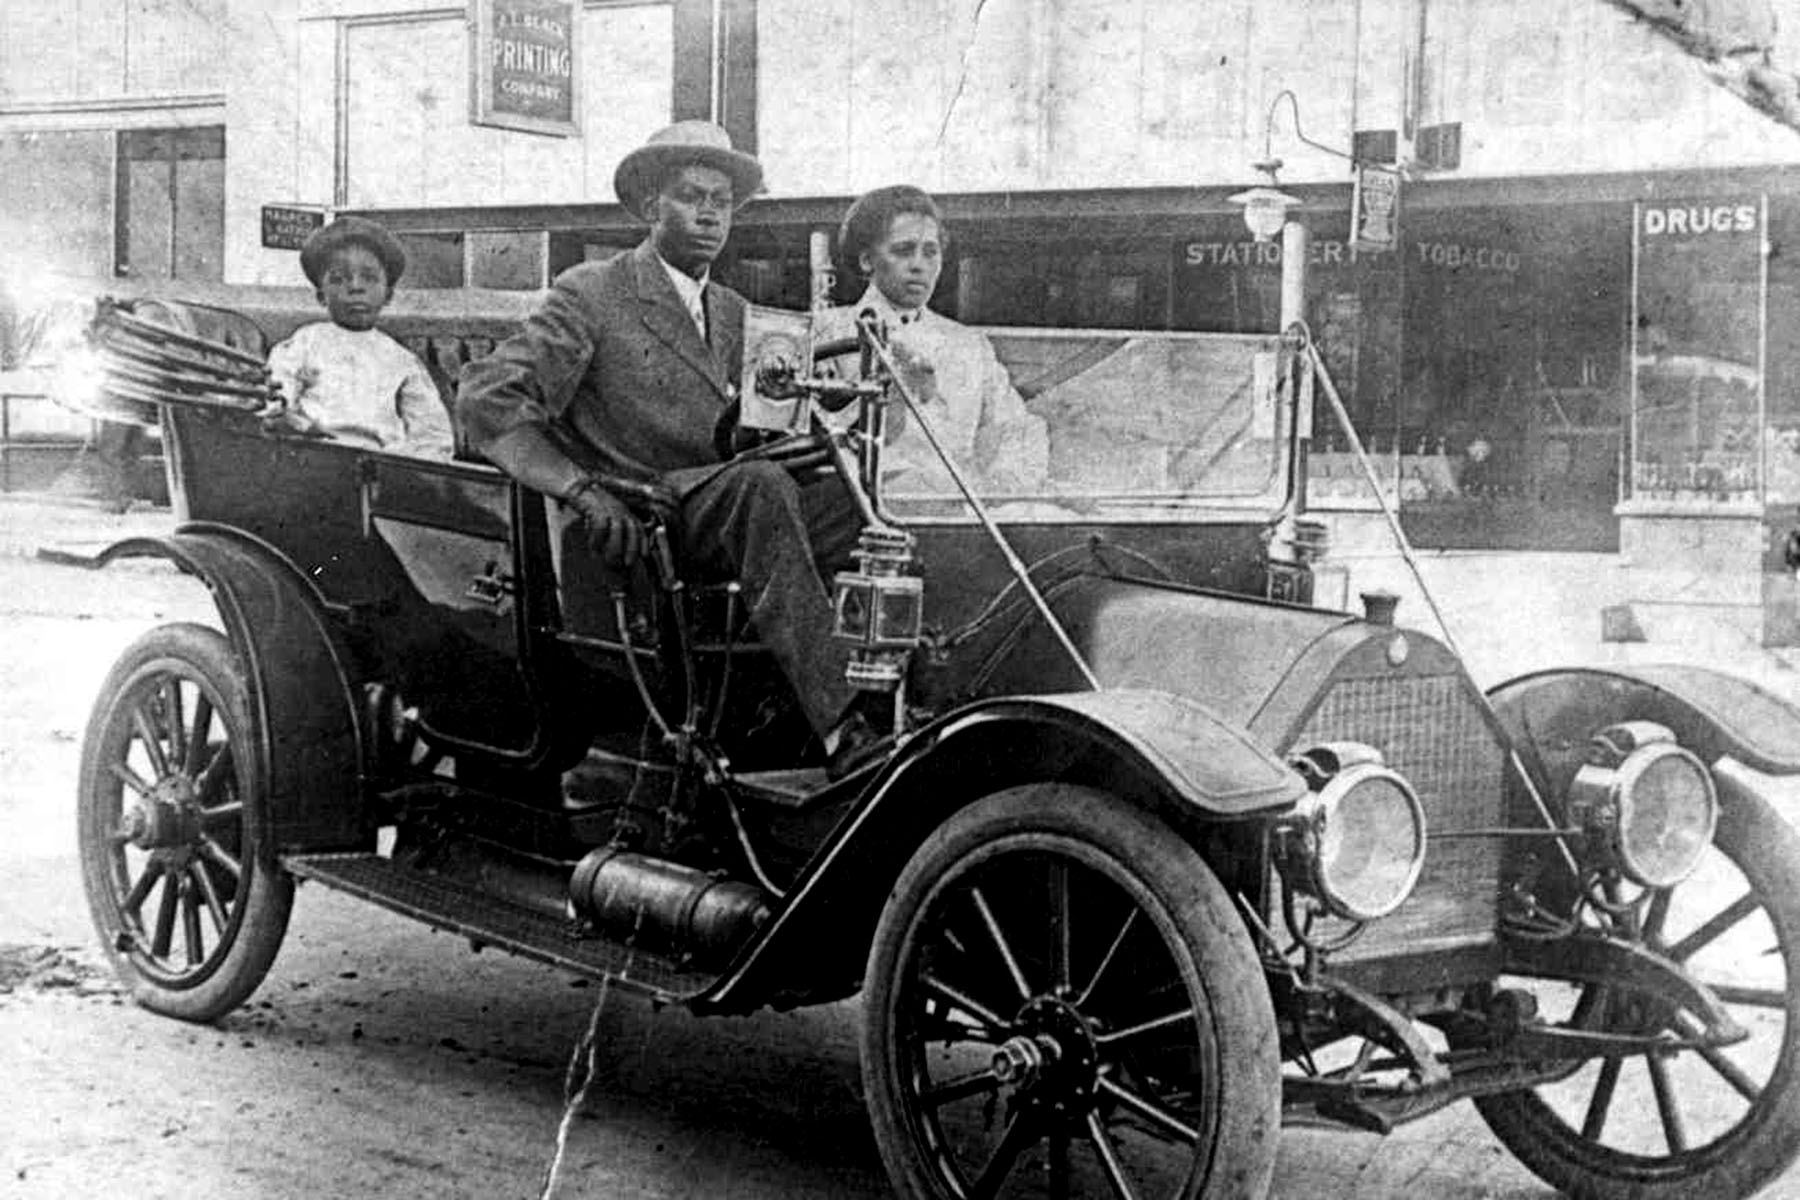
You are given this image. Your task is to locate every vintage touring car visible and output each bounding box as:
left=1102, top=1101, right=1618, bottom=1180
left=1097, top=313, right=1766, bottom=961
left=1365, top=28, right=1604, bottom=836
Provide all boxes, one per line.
left=63, top=289, right=1800, bottom=1199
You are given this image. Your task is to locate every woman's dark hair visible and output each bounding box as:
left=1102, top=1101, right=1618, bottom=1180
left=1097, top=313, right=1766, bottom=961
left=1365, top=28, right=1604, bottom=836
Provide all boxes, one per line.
left=839, top=185, right=944, bottom=272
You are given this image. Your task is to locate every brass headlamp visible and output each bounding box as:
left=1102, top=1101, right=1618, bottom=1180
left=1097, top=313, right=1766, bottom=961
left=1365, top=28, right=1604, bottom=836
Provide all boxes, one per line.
left=1280, top=741, right=1427, bottom=923
left=1567, top=721, right=1717, bottom=889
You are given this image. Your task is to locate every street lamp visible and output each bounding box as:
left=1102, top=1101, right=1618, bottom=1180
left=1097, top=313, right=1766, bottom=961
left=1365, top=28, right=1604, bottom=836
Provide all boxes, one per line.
left=1233, top=91, right=1363, bottom=333
left=1229, top=158, right=1300, bottom=245
left=1231, top=155, right=1310, bottom=332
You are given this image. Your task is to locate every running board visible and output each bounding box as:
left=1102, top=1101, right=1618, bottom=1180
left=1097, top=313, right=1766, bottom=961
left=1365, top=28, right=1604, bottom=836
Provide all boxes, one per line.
left=283, top=851, right=716, bottom=1004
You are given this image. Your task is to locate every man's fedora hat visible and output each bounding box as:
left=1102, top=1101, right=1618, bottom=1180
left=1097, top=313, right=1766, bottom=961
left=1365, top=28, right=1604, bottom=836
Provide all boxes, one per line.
left=613, top=120, right=764, bottom=215
left=299, top=216, right=407, bottom=289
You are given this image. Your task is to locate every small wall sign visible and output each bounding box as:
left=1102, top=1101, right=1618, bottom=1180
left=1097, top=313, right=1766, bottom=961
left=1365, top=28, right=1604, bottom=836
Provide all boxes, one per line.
left=1352, top=165, right=1400, bottom=254
left=261, top=205, right=326, bottom=251
left=470, top=0, right=580, bottom=137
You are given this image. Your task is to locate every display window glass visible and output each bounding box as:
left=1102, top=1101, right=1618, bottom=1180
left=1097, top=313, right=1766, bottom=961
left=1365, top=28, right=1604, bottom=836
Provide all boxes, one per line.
left=1629, top=196, right=1766, bottom=508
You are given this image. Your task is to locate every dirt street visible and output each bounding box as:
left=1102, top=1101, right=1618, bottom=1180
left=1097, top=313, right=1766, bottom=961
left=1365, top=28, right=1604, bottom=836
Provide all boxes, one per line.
left=0, top=542, right=1790, bottom=1199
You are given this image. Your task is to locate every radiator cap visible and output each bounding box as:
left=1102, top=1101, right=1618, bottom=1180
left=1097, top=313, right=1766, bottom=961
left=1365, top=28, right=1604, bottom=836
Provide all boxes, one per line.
left=1360, top=589, right=1400, bottom=626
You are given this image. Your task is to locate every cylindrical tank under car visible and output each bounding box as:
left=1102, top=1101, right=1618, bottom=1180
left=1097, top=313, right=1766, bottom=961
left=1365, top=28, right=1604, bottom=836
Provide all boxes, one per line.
left=569, top=849, right=772, bottom=967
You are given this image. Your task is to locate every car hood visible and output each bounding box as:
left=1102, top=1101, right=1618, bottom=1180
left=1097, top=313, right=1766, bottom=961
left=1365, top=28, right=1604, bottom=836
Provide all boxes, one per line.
left=967, top=575, right=1431, bottom=741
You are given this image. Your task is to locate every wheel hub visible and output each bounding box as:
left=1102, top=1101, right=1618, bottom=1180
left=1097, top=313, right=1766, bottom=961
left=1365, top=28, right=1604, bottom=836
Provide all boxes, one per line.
left=992, top=1033, right=1059, bottom=1086
left=121, top=775, right=202, bottom=849
left=1002, top=996, right=1101, bottom=1117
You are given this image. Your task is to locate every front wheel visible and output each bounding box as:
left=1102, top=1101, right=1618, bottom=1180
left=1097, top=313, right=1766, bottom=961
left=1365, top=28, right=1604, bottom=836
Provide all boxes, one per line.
left=1476, top=772, right=1800, bottom=1199
left=78, top=623, right=293, bottom=1022
left=861, top=785, right=1281, bottom=1200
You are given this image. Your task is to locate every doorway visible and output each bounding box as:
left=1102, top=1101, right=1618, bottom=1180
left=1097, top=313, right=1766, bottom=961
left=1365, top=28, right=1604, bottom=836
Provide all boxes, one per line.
left=114, top=126, right=225, bottom=282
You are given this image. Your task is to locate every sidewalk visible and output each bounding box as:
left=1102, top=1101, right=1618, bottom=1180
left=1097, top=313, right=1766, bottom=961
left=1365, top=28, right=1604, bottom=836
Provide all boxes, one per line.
left=0, top=493, right=176, bottom=564
left=1331, top=547, right=1800, bottom=698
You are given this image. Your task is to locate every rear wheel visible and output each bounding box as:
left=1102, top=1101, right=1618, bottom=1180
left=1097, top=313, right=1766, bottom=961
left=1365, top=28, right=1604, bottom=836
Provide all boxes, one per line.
left=862, top=785, right=1280, bottom=1199
left=78, top=623, right=293, bottom=1022
left=1476, top=776, right=1800, bottom=1199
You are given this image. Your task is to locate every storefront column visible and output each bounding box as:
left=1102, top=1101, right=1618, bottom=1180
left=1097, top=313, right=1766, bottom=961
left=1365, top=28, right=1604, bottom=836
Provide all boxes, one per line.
left=671, top=0, right=758, bottom=154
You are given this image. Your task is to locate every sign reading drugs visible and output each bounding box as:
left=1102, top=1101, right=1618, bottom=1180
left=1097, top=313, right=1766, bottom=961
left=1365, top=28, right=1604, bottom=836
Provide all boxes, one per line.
left=1640, top=201, right=1760, bottom=238
left=470, top=0, right=579, bottom=137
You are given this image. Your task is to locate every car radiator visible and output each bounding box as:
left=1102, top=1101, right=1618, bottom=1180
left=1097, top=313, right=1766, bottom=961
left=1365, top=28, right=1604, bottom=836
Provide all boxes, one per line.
left=1287, top=671, right=1507, bottom=963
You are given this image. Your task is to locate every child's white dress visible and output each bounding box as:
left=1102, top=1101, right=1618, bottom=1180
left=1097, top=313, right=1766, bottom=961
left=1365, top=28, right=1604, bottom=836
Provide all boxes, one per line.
left=266, top=322, right=454, bottom=457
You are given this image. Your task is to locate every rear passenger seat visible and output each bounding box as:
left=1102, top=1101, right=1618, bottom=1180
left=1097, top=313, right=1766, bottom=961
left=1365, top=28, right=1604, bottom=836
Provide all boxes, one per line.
left=136, top=295, right=524, bottom=462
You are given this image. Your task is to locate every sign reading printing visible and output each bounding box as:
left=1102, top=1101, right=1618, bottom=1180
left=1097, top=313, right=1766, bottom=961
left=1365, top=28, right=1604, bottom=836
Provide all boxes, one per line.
left=470, top=0, right=579, bottom=137
left=260, top=205, right=325, bottom=251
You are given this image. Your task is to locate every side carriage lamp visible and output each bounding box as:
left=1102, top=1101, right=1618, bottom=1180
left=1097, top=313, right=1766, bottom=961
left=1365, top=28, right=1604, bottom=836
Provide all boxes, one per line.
left=828, top=310, right=927, bottom=695
left=832, top=524, right=923, bottom=692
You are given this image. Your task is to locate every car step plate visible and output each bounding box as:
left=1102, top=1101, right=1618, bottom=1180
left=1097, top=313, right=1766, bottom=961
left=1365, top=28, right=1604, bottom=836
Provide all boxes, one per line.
left=283, top=851, right=716, bottom=1003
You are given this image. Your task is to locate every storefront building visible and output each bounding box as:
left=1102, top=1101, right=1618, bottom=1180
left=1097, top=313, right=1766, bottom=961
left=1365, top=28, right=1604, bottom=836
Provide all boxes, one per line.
left=0, top=2, right=232, bottom=494
left=0, top=3, right=229, bottom=286
left=6, top=0, right=1800, bottom=557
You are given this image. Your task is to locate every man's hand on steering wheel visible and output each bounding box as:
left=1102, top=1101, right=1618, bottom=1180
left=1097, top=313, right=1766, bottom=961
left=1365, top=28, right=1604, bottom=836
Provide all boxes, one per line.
left=564, top=475, right=670, bottom=567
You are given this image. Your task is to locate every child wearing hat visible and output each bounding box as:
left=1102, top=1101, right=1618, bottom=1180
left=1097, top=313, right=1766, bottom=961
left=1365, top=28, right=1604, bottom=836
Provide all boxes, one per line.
left=263, top=217, right=454, bottom=456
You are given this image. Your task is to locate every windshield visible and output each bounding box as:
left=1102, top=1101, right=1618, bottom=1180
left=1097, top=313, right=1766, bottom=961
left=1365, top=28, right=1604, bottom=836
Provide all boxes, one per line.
left=884, top=328, right=1294, bottom=523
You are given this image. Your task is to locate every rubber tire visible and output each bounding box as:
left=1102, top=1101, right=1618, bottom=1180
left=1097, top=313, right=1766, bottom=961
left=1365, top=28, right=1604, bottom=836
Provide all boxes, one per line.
left=1475, top=778, right=1800, bottom=1200
left=79, top=623, right=294, bottom=1023
left=861, top=784, right=1281, bottom=1200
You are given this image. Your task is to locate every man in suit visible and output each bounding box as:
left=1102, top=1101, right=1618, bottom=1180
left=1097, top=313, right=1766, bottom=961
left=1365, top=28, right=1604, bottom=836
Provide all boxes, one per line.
left=457, top=121, right=882, bottom=776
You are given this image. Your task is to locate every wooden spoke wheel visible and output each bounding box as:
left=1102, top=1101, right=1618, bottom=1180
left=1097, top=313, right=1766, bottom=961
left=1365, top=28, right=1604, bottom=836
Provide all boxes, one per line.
left=862, top=785, right=1279, bottom=1200
left=1477, top=778, right=1800, bottom=1199
left=78, top=624, right=293, bottom=1022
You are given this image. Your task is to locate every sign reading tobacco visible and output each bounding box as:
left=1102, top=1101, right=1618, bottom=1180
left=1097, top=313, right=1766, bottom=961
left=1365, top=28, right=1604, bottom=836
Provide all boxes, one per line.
left=470, top=0, right=579, bottom=137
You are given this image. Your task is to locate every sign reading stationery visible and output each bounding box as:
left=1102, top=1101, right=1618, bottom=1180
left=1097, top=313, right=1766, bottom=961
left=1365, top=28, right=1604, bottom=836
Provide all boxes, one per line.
left=470, top=0, right=579, bottom=136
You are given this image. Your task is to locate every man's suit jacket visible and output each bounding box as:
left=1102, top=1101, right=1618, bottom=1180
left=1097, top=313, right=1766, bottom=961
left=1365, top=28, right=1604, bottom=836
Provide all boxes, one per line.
left=458, top=238, right=747, bottom=499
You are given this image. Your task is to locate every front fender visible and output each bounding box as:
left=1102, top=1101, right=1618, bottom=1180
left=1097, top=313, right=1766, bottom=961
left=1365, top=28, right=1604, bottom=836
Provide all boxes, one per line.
left=93, top=523, right=368, bottom=851
left=1487, top=664, right=1800, bottom=803
left=694, top=689, right=1306, bottom=1015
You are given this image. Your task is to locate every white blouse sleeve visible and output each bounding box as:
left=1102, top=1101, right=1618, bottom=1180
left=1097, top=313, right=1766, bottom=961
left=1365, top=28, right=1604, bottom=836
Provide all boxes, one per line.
left=971, top=334, right=1050, bottom=492
left=394, top=348, right=456, bottom=457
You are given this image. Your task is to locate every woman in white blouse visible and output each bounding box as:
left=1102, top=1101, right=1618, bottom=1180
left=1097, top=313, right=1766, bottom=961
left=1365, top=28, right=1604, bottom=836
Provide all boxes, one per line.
left=816, top=186, right=1047, bottom=497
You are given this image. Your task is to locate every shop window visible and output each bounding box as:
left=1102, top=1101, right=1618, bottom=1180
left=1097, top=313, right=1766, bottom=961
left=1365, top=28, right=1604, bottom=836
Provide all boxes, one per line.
left=1628, top=197, right=1765, bottom=507
left=468, top=231, right=547, bottom=291
left=393, top=232, right=465, bottom=290
left=717, top=226, right=815, bottom=310
left=115, top=127, right=225, bottom=281
left=960, top=240, right=1169, bottom=330
left=1361, top=202, right=1630, bottom=551
left=549, top=231, right=631, bottom=277
left=1169, top=219, right=1358, bottom=338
